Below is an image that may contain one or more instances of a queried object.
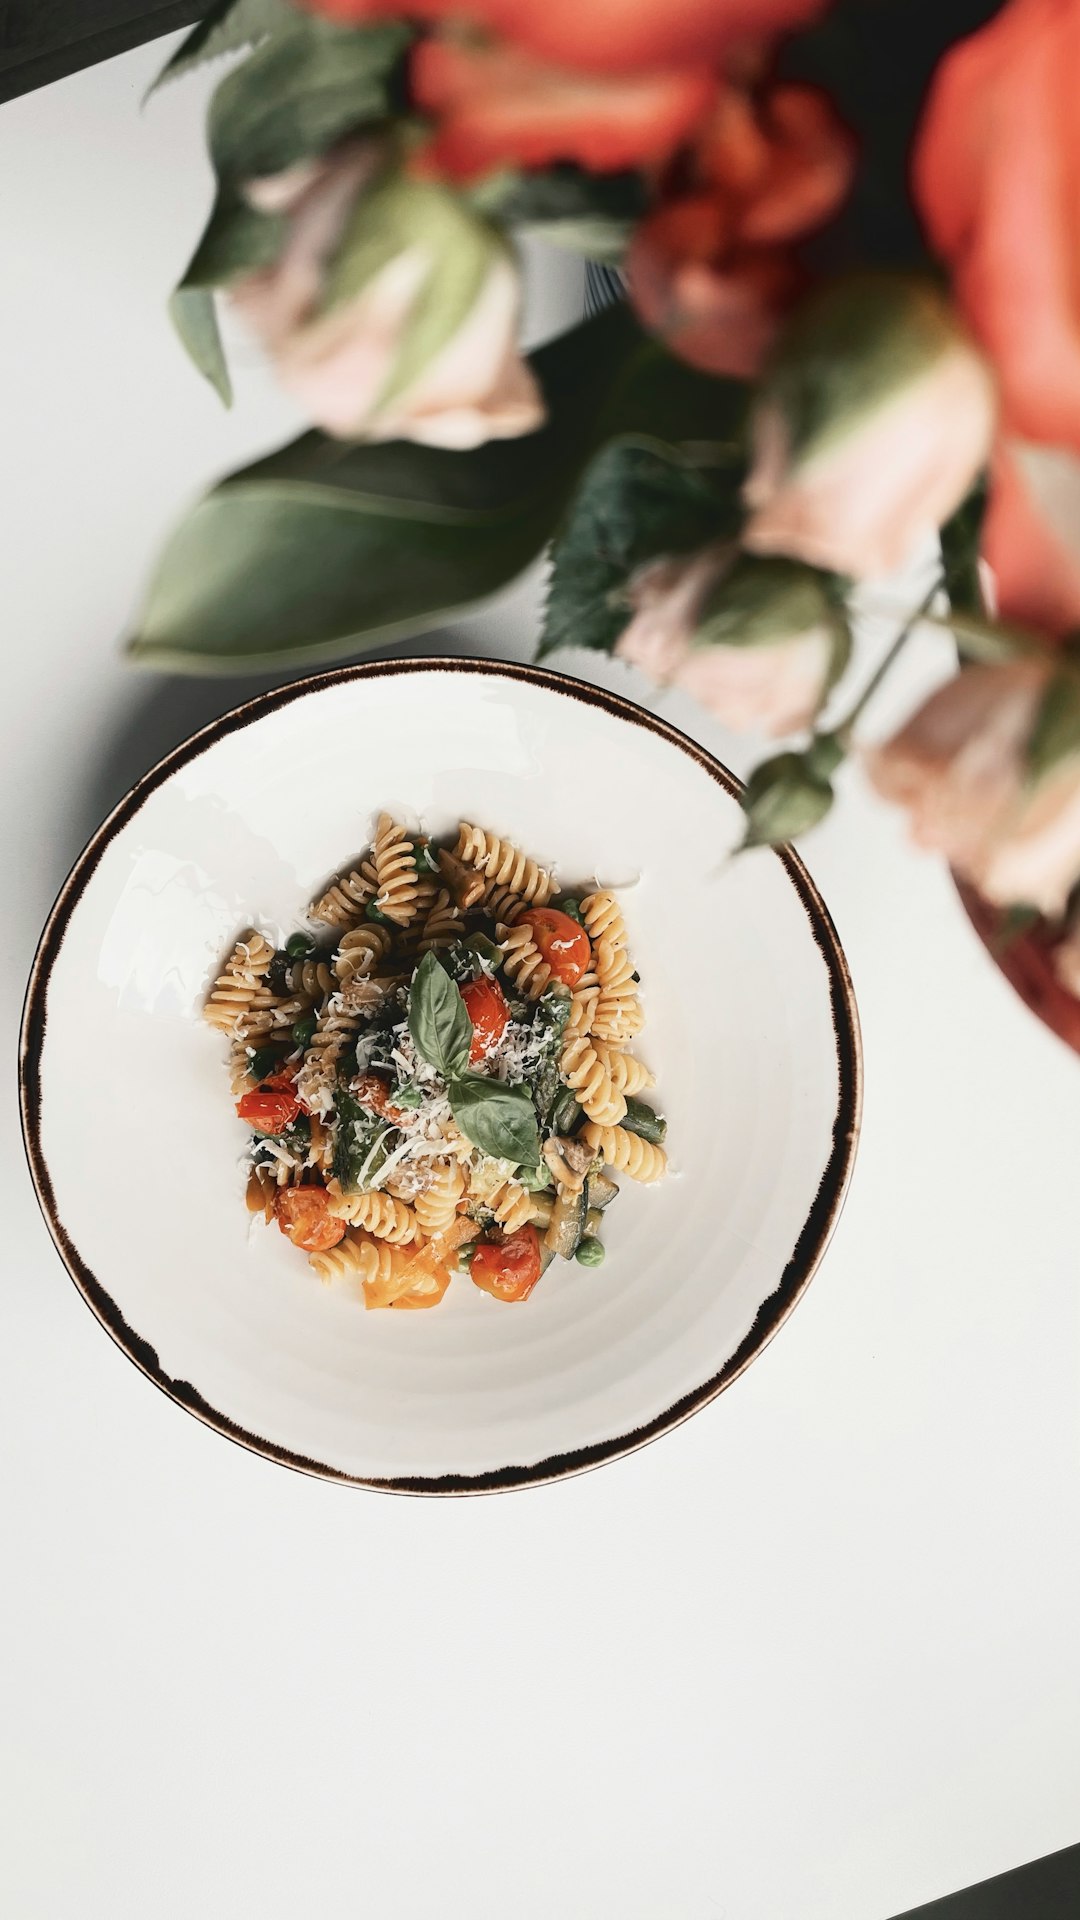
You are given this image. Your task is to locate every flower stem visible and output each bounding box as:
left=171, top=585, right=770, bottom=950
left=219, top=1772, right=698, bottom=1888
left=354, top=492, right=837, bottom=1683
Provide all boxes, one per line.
left=830, top=575, right=945, bottom=751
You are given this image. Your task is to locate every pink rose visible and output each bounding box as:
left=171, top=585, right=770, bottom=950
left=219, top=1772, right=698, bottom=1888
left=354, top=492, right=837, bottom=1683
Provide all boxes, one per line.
left=742, top=276, right=996, bottom=578
left=615, top=546, right=845, bottom=736
left=231, top=151, right=543, bottom=447
left=866, top=659, right=1080, bottom=916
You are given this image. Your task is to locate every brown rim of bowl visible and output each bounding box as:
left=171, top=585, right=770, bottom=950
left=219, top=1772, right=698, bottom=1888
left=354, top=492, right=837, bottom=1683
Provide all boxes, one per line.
left=18, top=656, right=863, bottom=1496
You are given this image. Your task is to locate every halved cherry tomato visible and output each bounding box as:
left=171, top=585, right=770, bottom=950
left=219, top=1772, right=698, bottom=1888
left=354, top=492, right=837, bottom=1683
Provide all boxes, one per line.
left=461, top=974, right=510, bottom=1063
left=274, top=1186, right=345, bottom=1253
left=352, top=1072, right=402, bottom=1120
left=520, top=907, right=591, bottom=988
left=237, top=1086, right=302, bottom=1134
left=470, top=1223, right=543, bottom=1303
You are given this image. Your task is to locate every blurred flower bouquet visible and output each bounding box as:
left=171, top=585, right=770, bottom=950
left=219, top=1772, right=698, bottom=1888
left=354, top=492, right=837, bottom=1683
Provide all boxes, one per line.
left=137, top=0, right=1080, bottom=1030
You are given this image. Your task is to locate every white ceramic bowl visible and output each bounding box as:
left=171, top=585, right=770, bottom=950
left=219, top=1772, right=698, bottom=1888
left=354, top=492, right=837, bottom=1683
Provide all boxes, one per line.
left=20, top=661, right=860, bottom=1493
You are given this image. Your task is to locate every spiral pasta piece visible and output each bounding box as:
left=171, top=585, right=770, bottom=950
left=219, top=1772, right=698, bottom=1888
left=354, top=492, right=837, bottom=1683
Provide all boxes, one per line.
left=309, top=1229, right=406, bottom=1290
left=418, top=888, right=463, bottom=954
left=499, top=922, right=553, bottom=999
left=559, top=1033, right=627, bottom=1126
left=285, top=958, right=334, bottom=1000
left=591, top=940, right=643, bottom=1043
left=488, top=1177, right=539, bottom=1233
left=567, top=982, right=600, bottom=1038
left=476, top=879, right=530, bottom=926
left=296, top=997, right=360, bottom=1114
left=325, top=1184, right=418, bottom=1243
left=580, top=891, right=627, bottom=951
left=335, top=923, right=392, bottom=986
left=413, top=1160, right=466, bottom=1236
left=230, top=1039, right=255, bottom=1095
left=454, top=824, right=555, bottom=907
left=592, top=1043, right=654, bottom=1098
left=204, top=932, right=275, bottom=1034
left=310, top=861, right=377, bottom=928
left=580, top=1122, right=667, bottom=1184
left=373, top=813, right=420, bottom=927
left=245, top=1163, right=278, bottom=1222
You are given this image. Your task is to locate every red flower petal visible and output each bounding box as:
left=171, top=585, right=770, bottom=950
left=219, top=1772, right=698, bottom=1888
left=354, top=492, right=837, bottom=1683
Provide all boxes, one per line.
left=412, top=36, right=716, bottom=180
left=302, top=0, right=827, bottom=73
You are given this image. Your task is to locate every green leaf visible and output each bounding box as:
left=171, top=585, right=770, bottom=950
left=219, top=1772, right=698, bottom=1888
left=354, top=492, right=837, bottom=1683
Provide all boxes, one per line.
left=332, top=1088, right=388, bottom=1193
left=179, top=189, right=285, bottom=289
left=149, top=0, right=294, bottom=96
left=940, top=473, right=988, bottom=619
left=741, top=751, right=835, bottom=848
left=449, top=1076, right=541, bottom=1168
left=473, top=165, right=645, bottom=264
left=408, top=951, right=473, bottom=1081
left=168, top=286, right=232, bottom=405
left=1026, top=670, right=1080, bottom=786
left=539, top=437, right=746, bottom=659
left=130, top=305, right=751, bottom=671
left=208, top=18, right=410, bottom=184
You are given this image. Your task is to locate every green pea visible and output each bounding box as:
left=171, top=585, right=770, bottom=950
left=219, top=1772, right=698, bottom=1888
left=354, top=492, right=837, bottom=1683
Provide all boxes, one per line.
left=575, top=1235, right=605, bottom=1268
left=286, top=930, right=316, bottom=959
left=249, top=1044, right=286, bottom=1082
left=292, top=1013, right=317, bottom=1049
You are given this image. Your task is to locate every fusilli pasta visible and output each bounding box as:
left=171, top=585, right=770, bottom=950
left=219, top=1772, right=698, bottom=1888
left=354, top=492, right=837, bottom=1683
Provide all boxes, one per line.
left=204, top=931, right=275, bottom=1034
left=373, top=813, right=420, bottom=926
left=580, top=1123, right=667, bottom=1183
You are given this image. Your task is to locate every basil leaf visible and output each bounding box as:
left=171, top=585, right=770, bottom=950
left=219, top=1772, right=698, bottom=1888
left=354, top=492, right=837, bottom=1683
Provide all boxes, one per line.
left=409, top=950, right=473, bottom=1080
left=450, top=1076, right=541, bottom=1168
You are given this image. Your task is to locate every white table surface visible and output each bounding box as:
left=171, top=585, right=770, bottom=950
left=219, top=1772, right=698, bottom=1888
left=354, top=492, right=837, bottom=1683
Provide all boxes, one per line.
left=3, top=35, right=1079, bottom=1920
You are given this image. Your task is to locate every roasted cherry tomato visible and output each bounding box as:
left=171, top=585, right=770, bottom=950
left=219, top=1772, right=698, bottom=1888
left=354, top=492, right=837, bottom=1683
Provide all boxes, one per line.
left=274, top=1186, right=345, bottom=1253
left=352, top=1072, right=403, bottom=1121
left=470, top=1224, right=543, bottom=1303
left=236, top=1086, right=302, bottom=1134
left=520, top=907, right=592, bottom=988
left=461, top=974, right=510, bottom=1063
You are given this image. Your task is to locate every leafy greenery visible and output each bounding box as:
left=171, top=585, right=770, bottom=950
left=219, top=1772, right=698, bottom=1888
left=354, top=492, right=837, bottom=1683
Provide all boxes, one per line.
left=207, top=19, right=409, bottom=185
left=333, top=1084, right=390, bottom=1192
left=741, top=751, right=836, bottom=848
left=149, top=0, right=294, bottom=96
left=1026, top=670, right=1080, bottom=786
left=408, top=951, right=473, bottom=1081
left=130, top=305, right=751, bottom=671
left=449, top=1076, right=541, bottom=1167
left=538, top=436, right=747, bottom=659
left=940, top=475, right=989, bottom=620
left=473, top=165, right=647, bottom=263
left=168, top=287, right=232, bottom=407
